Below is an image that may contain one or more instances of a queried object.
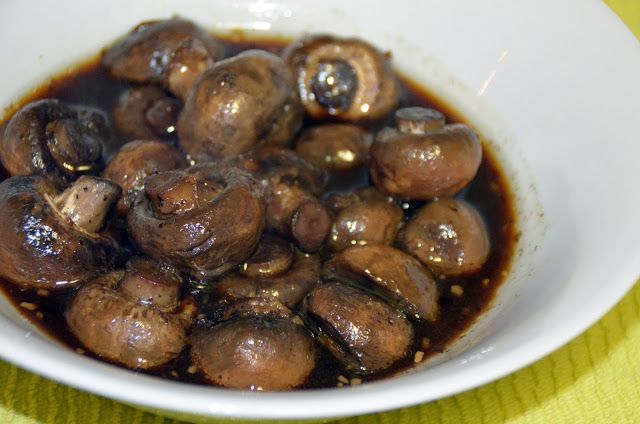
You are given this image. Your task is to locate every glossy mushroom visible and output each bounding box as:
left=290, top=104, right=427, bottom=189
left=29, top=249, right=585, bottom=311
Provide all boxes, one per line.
left=102, top=140, right=187, bottom=215
left=177, top=50, right=303, bottom=163
left=112, top=86, right=180, bottom=141
left=283, top=35, right=399, bottom=121
left=0, top=175, right=125, bottom=289
left=400, top=198, right=490, bottom=277
left=295, top=124, right=371, bottom=173
left=103, top=18, right=224, bottom=99
left=0, top=99, right=109, bottom=185
left=303, top=281, right=413, bottom=375
left=127, top=164, right=265, bottom=279
left=323, top=244, right=439, bottom=321
left=66, top=263, right=195, bottom=369
left=191, top=298, right=317, bottom=390
left=370, top=106, right=482, bottom=200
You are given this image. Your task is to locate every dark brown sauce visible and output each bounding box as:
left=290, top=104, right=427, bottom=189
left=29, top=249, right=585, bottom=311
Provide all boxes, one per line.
left=0, top=35, right=517, bottom=389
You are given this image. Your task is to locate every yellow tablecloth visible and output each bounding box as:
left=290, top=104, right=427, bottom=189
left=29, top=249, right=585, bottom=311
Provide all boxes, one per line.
left=1, top=2, right=639, bottom=423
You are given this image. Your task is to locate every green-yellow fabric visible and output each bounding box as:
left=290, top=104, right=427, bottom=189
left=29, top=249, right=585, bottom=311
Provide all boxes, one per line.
left=1, top=3, right=638, bottom=423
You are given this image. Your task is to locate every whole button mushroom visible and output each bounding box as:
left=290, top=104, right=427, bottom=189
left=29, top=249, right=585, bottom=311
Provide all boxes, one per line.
left=370, top=106, right=482, bottom=200
left=303, top=282, right=413, bottom=375
left=323, top=244, right=439, bottom=321
left=213, top=234, right=321, bottom=308
left=401, top=198, right=490, bottom=277
left=0, top=99, right=110, bottom=185
left=177, top=50, right=304, bottom=163
left=103, top=18, right=224, bottom=100
left=127, top=164, right=265, bottom=280
left=102, top=140, right=187, bottom=215
left=283, top=35, right=399, bottom=121
left=295, top=124, right=372, bottom=173
left=328, top=197, right=403, bottom=252
left=66, top=261, right=196, bottom=370
left=112, top=86, right=181, bottom=141
left=0, top=175, right=126, bottom=289
left=191, top=300, right=317, bottom=391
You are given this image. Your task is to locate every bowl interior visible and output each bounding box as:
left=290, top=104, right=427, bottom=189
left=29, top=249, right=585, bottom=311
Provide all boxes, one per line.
left=0, top=0, right=639, bottom=421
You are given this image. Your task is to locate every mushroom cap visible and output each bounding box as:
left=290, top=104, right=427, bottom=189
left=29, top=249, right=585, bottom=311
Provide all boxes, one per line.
left=323, top=244, right=439, bottom=321
left=303, top=281, right=413, bottom=374
left=295, top=124, right=372, bottom=173
left=401, top=198, right=490, bottom=277
left=283, top=35, right=399, bottom=121
left=191, top=318, right=317, bottom=390
left=239, top=233, right=294, bottom=279
left=127, top=164, right=266, bottom=279
left=177, top=50, right=303, bottom=162
left=370, top=124, right=482, bottom=200
left=0, top=175, right=125, bottom=289
left=66, top=271, right=189, bottom=369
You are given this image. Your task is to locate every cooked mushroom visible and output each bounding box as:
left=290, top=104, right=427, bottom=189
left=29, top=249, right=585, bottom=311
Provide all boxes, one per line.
left=127, top=164, right=265, bottom=279
left=370, top=107, right=482, bottom=200
left=0, top=99, right=109, bottom=184
left=400, top=198, right=490, bottom=277
left=303, top=281, right=412, bottom=374
left=239, top=233, right=294, bottom=278
left=66, top=267, right=195, bottom=369
left=0, top=175, right=125, bottom=289
left=191, top=315, right=317, bottom=390
left=282, top=35, right=399, bottom=121
left=219, top=297, right=295, bottom=322
left=214, top=242, right=320, bottom=308
left=328, top=198, right=403, bottom=251
left=112, top=86, right=180, bottom=141
left=394, top=107, right=445, bottom=135
left=102, top=140, right=187, bottom=215
left=177, top=50, right=303, bottom=163
left=295, top=124, right=372, bottom=173
left=323, top=187, right=393, bottom=213
left=120, top=256, right=182, bottom=311
left=323, top=244, right=438, bottom=321
left=103, top=18, right=224, bottom=99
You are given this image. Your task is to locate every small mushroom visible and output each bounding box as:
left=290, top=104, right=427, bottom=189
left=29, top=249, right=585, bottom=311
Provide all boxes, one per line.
left=323, top=244, right=439, bottom=321
left=328, top=198, right=403, bottom=252
left=239, top=233, right=294, bottom=278
left=0, top=99, right=109, bottom=184
left=400, top=198, right=490, bottom=277
left=295, top=124, right=372, bottom=173
left=323, top=187, right=393, bottom=213
left=177, top=50, right=303, bottom=163
left=102, top=140, right=187, bottom=215
left=303, top=281, right=413, bottom=375
left=0, top=175, right=126, bottom=289
left=219, top=297, right=295, bottom=322
left=191, top=316, right=317, bottom=390
left=283, top=35, right=399, bottom=121
left=120, top=257, right=183, bottom=311
left=103, top=18, right=224, bottom=99
left=214, top=242, right=321, bottom=308
left=66, top=266, right=195, bottom=369
left=370, top=107, right=482, bottom=200
left=127, top=164, right=265, bottom=279
left=112, top=86, right=180, bottom=141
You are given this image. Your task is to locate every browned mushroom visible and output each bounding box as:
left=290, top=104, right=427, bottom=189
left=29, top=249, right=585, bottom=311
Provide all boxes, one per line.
left=303, top=281, right=412, bottom=375
left=370, top=106, right=482, bottom=200
left=112, top=86, right=180, bottom=141
left=295, top=124, right=372, bottom=173
left=219, top=297, right=295, bottom=322
left=127, top=164, right=265, bottom=279
left=0, top=175, right=126, bottom=289
left=328, top=197, right=403, bottom=252
left=239, top=233, right=294, bottom=278
left=177, top=50, right=303, bottom=163
left=323, top=244, right=439, bottom=321
left=66, top=264, right=195, bottom=369
left=103, top=18, right=224, bottom=99
left=323, top=187, right=393, bottom=213
left=283, top=35, right=399, bottom=121
left=400, top=198, right=490, bottom=277
left=120, top=256, right=183, bottom=311
left=213, top=236, right=321, bottom=308
left=0, top=99, right=110, bottom=184
left=102, top=140, right=187, bottom=215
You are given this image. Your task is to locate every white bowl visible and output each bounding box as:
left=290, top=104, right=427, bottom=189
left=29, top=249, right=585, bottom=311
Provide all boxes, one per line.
left=0, top=0, right=639, bottom=422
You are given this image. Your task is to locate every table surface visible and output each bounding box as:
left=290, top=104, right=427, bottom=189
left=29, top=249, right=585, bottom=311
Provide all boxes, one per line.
left=1, top=2, right=639, bottom=423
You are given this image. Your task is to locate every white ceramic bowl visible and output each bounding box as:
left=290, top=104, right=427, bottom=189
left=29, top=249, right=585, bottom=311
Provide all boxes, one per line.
left=0, top=0, right=639, bottom=422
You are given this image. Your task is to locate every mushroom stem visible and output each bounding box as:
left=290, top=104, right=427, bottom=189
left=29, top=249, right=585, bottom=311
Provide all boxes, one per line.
left=53, top=176, right=120, bottom=233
